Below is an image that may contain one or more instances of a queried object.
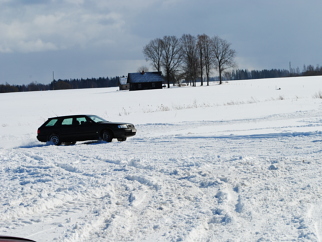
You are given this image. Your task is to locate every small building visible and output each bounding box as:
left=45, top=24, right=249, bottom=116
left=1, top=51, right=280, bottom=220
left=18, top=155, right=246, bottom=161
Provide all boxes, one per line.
left=119, top=76, right=129, bottom=90
left=127, top=71, right=164, bottom=91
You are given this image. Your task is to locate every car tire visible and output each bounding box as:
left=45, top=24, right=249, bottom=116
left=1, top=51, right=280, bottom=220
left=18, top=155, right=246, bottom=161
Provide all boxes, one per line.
left=117, top=137, right=127, bottom=142
left=49, top=134, right=61, bottom=146
left=102, top=130, right=113, bottom=142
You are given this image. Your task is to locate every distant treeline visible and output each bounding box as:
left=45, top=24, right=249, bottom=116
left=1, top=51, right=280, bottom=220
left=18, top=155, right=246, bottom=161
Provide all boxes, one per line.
left=227, top=64, right=322, bottom=81
left=1, top=64, right=322, bottom=93
left=0, top=76, right=119, bottom=93
left=228, top=69, right=290, bottom=80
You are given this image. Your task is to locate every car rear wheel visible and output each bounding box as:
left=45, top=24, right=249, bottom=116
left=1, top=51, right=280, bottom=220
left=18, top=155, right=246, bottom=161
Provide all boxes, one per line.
left=102, top=130, right=113, bottom=142
left=49, top=134, right=61, bottom=146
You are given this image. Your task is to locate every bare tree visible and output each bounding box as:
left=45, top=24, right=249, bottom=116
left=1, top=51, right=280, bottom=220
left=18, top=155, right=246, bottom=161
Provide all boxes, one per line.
left=197, top=35, right=205, bottom=86
left=211, top=36, right=237, bottom=84
left=143, top=34, right=237, bottom=87
left=180, top=34, right=199, bottom=86
left=161, top=36, right=183, bottom=88
left=203, top=35, right=213, bottom=86
left=143, top=38, right=163, bottom=72
left=197, top=34, right=212, bottom=86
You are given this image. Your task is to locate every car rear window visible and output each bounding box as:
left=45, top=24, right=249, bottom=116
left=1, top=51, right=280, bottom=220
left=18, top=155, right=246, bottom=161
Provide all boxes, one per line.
left=46, top=119, right=58, bottom=127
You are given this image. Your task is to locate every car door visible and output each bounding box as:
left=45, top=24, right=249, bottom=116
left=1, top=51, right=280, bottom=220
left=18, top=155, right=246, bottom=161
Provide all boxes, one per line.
left=76, top=116, right=99, bottom=140
left=59, top=117, right=80, bottom=141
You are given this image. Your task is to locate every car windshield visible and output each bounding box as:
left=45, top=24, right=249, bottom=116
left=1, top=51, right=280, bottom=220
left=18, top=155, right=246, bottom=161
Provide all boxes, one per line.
left=88, top=115, right=108, bottom=123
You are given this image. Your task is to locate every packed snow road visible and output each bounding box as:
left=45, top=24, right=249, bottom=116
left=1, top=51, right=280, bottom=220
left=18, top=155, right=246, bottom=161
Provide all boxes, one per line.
left=1, top=111, right=322, bottom=241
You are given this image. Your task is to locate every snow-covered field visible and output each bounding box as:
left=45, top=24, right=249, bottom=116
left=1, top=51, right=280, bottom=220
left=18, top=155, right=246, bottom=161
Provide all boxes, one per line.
left=1, top=76, right=322, bottom=241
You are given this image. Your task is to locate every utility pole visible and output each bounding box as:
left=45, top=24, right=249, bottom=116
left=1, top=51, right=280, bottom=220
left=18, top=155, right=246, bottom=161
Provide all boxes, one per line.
left=52, top=71, right=55, bottom=90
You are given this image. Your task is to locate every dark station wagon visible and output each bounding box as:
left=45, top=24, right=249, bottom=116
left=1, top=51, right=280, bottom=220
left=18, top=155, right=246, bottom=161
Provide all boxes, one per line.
left=37, top=115, right=137, bottom=145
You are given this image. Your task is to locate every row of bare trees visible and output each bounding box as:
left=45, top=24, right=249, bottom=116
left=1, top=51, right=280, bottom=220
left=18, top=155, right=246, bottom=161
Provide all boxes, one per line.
left=143, top=34, right=236, bottom=87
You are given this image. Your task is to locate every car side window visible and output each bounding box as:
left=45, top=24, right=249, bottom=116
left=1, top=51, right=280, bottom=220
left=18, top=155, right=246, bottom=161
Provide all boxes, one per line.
left=45, top=119, right=58, bottom=127
left=61, top=118, right=73, bottom=125
left=76, top=117, right=87, bottom=125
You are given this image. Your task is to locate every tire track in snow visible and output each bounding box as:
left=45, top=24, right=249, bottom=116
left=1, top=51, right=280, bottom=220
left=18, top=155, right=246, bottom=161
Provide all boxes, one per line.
left=0, top=147, right=123, bottom=241
left=1, top=117, right=322, bottom=241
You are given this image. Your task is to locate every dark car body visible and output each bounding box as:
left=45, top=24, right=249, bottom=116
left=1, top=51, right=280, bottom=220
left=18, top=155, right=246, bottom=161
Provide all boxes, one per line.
left=37, top=115, right=136, bottom=145
left=0, top=236, right=35, bottom=242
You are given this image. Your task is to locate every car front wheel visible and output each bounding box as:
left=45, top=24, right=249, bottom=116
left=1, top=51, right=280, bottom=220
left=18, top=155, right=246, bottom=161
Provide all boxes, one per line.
left=102, top=130, right=113, bottom=142
left=49, top=134, right=61, bottom=146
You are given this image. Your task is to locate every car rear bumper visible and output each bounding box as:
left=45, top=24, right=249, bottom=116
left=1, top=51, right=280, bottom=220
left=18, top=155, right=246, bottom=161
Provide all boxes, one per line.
left=37, top=135, right=47, bottom=142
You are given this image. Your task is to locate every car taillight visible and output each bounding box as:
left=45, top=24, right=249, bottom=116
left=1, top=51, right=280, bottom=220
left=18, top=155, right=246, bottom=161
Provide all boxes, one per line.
left=37, top=129, right=40, bottom=134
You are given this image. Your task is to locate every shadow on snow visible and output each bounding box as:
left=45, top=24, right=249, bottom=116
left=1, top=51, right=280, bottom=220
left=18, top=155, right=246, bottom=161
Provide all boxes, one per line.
left=16, top=140, right=109, bottom=149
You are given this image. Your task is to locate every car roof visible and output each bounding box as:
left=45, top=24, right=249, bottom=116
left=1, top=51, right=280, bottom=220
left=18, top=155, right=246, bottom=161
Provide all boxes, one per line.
left=48, top=114, right=94, bottom=119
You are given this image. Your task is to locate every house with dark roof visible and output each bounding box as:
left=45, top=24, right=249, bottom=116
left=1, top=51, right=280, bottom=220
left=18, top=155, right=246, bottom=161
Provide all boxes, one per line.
left=127, top=71, right=164, bottom=91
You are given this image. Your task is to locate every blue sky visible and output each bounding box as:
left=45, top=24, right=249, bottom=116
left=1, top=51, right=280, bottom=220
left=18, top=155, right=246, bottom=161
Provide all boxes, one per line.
left=0, top=0, right=321, bottom=85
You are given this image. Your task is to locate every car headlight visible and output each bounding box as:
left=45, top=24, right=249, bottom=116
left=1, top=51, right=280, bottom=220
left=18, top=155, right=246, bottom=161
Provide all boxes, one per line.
left=118, top=124, right=128, bottom=129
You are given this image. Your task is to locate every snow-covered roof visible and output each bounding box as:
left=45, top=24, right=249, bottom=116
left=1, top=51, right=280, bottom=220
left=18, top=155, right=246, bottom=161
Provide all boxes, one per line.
left=128, top=71, right=164, bottom=83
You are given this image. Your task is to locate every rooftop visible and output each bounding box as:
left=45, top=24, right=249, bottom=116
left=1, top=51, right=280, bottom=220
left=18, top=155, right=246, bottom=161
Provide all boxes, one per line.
left=128, top=72, right=164, bottom=83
